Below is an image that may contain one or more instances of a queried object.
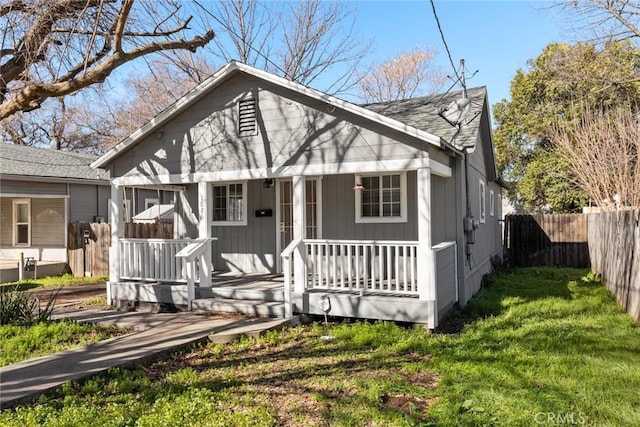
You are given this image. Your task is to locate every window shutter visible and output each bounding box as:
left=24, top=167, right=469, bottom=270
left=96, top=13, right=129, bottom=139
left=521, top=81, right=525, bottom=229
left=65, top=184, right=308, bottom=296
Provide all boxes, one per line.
left=238, top=98, right=257, bottom=136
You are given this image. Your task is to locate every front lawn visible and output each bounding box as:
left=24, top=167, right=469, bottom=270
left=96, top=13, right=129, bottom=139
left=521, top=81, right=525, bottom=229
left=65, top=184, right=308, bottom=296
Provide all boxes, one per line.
left=0, top=320, right=126, bottom=367
left=1, top=268, right=639, bottom=426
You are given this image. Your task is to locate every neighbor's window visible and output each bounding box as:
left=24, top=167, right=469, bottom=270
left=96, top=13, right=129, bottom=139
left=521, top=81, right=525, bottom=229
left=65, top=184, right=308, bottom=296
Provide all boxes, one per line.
left=213, top=182, right=247, bottom=225
left=13, top=199, right=30, bottom=246
left=479, top=179, right=486, bottom=223
left=489, top=190, right=495, bottom=217
left=145, top=198, right=159, bottom=209
left=355, top=173, right=407, bottom=223
left=238, top=98, right=257, bottom=136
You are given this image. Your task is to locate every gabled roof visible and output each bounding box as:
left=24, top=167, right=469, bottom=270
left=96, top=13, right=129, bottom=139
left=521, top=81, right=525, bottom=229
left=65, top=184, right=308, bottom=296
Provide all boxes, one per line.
left=0, top=143, right=108, bottom=182
left=362, top=86, right=487, bottom=151
left=92, top=61, right=451, bottom=169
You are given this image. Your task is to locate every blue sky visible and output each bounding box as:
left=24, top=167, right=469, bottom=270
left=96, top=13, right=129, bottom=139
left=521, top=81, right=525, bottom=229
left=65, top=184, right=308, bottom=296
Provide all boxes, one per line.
left=348, top=0, right=573, bottom=106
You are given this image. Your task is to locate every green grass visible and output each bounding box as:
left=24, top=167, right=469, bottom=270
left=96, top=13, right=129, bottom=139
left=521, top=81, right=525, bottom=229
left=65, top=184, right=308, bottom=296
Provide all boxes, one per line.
left=1, top=268, right=639, bottom=426
left=429, top=267, right=640, bottom=426
left=0, top=320, right=125, bottom=366
left=0, top=274, right=108, bottom=291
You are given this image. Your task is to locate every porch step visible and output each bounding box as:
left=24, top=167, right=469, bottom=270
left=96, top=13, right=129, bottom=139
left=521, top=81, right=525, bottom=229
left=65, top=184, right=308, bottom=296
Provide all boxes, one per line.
left=191, top=298, right=285, bottom=318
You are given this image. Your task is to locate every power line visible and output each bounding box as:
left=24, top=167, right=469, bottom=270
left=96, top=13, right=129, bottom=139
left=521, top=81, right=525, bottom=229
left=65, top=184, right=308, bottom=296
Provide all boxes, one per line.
left=429, top=0, right=461, bottom=82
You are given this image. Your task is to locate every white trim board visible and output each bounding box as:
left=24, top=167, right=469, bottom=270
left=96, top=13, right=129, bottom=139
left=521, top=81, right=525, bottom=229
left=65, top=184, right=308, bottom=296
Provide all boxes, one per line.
left=112, top=158, right=452, bottom=187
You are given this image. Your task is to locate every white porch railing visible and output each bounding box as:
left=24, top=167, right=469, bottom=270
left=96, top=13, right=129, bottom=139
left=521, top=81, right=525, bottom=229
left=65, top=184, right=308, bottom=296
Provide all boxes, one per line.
left=304, top=239, right=419, bottom=296
left=281, top=238, right=304, bottom=318
left=119, top=238, right=194, bottom=282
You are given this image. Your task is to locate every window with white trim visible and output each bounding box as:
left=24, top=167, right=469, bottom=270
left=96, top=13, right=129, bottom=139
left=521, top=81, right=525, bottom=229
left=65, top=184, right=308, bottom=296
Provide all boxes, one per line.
left=238, top=98, right=257, bottom=136
left=13, top=199, right=30, bottom=246
left=489, top=190, right=495, bottom=217
left=355, top=173, right=407, bottom=223
left=212, top=182, right=247, bottom=225
left=479, top=179, right=486, bottom=223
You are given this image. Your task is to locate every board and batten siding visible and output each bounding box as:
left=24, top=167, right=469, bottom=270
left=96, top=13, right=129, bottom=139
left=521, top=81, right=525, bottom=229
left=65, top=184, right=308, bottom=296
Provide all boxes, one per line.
left=173, top=171, right=457, bottom=274
left=431, top=174, right=458, bottom=245
left=211, top=180, right=277, bottom=273
left=321, top=173, right=417, bottom=242
left=459, top=128, right=503, bottom=304
left=111, top=73, right=432, bottom=179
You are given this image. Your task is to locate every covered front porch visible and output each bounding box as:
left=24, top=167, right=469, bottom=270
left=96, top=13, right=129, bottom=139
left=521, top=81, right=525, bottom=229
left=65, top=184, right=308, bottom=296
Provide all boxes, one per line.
left=108, top=237, right=457, bottom=328
left=107, top=157, right=461, bottom=328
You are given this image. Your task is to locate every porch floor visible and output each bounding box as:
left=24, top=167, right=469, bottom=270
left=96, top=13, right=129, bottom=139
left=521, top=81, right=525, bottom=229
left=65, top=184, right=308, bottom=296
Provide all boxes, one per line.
left=0, top=260, right=68, bottom=283
left=211, top=272, right=284, bottom=292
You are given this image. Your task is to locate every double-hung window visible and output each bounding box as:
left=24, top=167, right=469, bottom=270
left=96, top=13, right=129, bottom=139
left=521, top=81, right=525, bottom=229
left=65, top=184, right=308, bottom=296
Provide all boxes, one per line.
left=13, top=199, right=31, bottom=246
left=355, top=173, right=407, bottom=223
left=212, top=182, right=247, bottom=226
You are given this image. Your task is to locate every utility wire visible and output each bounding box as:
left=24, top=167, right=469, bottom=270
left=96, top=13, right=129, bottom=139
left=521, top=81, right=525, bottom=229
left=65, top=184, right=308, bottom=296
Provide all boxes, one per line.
left=429, top=0, right=460, bottom=82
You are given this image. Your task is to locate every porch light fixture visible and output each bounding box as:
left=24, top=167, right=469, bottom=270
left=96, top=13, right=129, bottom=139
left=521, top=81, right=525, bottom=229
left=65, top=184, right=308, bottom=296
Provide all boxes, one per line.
left=353, top=176, right=365, bottom=191
left=263, top=178, right=274, bottom=188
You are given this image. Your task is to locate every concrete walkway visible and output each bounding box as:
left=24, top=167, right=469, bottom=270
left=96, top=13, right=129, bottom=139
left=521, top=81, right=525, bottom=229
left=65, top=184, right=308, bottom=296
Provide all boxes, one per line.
left=0, top=309, right=298, bottom=410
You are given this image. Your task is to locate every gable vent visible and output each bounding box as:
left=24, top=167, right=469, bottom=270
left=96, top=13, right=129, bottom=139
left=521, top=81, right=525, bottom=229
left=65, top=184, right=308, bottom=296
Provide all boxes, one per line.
left=238, top=98, right=257, bottom=136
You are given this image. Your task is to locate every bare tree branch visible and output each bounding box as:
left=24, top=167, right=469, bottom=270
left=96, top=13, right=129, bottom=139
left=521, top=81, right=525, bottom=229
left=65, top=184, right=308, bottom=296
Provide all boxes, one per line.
left=0, top=29, right=214, bottom=119
left=557, top=0, right=640, bottom=43
left=0, top=0, right=214, bottom=120
left=551, top=105, right=640, bottom=209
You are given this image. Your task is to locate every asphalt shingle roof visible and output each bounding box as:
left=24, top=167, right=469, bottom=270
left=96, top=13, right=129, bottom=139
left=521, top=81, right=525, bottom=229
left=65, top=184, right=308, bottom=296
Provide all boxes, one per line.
left=362, top=86, right=487, bottom=149
left=0, top=143, right=108, bottom=181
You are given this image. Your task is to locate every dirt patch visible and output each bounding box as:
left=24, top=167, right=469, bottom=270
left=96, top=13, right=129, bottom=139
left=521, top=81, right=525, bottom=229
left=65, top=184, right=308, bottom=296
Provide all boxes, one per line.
left=31, top=283, right=106, bottom=306
left=379, top=393, right=436, bottom=420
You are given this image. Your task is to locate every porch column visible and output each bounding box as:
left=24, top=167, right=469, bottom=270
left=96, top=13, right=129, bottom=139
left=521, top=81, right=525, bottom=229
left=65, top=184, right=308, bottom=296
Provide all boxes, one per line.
left=108, top=183, right=123, bottom=304
left=198, top=181, right=213, bottom=287
left=417, top=168, right=437, bottom=304
left=292, top=175, right=306, bottom=294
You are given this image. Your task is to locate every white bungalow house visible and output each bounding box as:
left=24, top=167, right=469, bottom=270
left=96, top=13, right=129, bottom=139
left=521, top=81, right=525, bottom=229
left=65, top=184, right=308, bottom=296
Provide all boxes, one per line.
left=91, top=62, right=503, bottom=328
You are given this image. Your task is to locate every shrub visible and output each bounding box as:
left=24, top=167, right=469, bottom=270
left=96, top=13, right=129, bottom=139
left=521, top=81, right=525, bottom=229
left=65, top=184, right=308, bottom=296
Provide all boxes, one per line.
left=0, top=285, right=60, bottom=325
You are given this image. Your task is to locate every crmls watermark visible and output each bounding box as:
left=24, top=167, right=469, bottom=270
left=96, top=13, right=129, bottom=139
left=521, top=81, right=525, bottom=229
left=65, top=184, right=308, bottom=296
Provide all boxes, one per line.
left=534, top=412, right=587, bottom=425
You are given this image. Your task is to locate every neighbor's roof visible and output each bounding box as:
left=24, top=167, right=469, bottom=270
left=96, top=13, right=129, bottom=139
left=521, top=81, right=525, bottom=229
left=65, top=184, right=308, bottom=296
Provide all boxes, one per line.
left=362, top=86, right=487, bottom=151
left=0, top=143, right=108, bottom=182
left=92, top=61, right=455, bottom=169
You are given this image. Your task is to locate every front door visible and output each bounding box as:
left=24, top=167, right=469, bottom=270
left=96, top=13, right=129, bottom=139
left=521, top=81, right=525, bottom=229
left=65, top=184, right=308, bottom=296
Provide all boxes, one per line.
left=277, top=178, right=321, bottom=272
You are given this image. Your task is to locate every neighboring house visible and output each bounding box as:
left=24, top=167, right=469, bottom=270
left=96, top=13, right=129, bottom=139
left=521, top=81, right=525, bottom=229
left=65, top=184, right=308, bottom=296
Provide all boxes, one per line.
left=92, top=61, right=503, bottom=328
left=0, top=143, right=109, bottom=264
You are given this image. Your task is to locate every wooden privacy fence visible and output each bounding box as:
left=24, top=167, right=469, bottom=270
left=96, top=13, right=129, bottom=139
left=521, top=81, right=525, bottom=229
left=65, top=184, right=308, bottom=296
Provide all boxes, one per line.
left=588, top=209, right=640, bottom=323
left=67, top=223, right=173, bottom=277
left=68, top=223, right=111, bottom=277
left=504, top=214, right=590, bottom=268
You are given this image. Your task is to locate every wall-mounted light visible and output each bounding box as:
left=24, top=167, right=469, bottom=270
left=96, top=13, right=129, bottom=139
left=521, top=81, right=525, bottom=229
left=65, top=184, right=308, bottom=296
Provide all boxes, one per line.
left=353, top=176, right=365, bottom=191
left=263, top=178, right=274, bottom=188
